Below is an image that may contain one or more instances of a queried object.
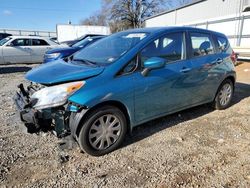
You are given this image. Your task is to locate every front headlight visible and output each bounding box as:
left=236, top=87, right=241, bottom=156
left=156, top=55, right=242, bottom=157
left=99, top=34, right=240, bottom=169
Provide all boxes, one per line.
left=31, top=81, right=85, bottom=110
left=44, top=53, right=61, bottom=59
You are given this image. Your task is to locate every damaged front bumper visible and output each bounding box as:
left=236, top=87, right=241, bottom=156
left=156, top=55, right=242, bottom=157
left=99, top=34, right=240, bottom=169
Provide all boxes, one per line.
left=13, top=83, right=84, bottom=138
left=14, top=84, right=42, bottom=126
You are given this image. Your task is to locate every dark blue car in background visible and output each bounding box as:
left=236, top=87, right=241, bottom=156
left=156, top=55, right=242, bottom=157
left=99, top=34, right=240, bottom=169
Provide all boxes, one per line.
left=43, top=36, right=105, bottom=63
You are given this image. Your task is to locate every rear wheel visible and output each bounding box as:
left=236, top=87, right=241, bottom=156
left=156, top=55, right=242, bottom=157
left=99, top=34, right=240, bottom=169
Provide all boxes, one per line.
left=78, top=106, right=127, bottom=156
left=213, top=79, right=234, bottom=110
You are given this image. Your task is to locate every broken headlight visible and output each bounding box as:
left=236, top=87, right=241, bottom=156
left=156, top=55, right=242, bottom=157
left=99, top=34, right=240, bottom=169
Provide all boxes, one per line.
left=31, top=81, right=85, bottom=110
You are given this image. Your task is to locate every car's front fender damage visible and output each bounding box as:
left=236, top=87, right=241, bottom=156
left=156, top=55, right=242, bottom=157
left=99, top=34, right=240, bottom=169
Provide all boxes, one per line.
left=13, top=83, right=87, bottom=144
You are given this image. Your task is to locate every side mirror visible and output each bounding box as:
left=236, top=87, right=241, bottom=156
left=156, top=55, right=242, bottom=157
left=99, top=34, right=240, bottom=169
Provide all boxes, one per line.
left=141, top=57, right=165, bottom=76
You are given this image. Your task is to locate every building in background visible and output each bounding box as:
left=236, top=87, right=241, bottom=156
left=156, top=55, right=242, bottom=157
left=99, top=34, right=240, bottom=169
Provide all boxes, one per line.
left=56, top=24, right=110, bottom=43
left=145, top=0, right=250, bottom=58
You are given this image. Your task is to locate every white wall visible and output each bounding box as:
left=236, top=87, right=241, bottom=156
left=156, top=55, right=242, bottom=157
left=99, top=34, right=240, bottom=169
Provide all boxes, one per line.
left=146, top=11, right=176, bottom=27
left=145, top=0, right=250, bottom=48
left=175, top=0, right=239, bottom=25
left=146, top=0, right=240, bottom=27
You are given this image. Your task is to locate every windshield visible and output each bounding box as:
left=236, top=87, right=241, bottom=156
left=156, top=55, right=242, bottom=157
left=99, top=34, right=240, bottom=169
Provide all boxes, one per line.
left=0, top=37, right=11, bottom=46
left=72, top=37, right=95, bottom=48
left=73, top=32, right=148, bottom=64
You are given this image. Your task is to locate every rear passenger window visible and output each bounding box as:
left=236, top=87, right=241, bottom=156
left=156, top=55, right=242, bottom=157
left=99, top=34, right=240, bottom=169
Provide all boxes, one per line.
left=190, top=33, right=214, bottom=57
left=141, top=32, right=184, bottom=64
left=32, top=39, right=49, bottom=46
left=216, top=36, right=228, bottom=52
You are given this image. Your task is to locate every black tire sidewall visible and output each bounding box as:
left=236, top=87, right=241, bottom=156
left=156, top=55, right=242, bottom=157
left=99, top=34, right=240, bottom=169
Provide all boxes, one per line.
left=214, top=79, right=234, bottom=110
left=78, top=106, right=127, bottom=156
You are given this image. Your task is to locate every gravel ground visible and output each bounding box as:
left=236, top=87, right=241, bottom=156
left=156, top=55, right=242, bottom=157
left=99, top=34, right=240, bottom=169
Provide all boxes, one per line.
left=0, top=63, right=250, bottom=188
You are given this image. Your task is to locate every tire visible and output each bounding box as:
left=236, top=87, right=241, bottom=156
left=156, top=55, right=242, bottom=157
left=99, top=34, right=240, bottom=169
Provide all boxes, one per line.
left=213, top=79, right=234, bottom=110
left=78, top=105, right=127, bottom=156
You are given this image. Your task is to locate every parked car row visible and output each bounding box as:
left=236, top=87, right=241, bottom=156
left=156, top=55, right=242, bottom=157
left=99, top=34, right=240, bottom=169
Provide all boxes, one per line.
left=0, top=36, right=64, bottom=64
left=60, top=34, right=105, bottom=46
left=0, top=34, right=106, bottom=64
left=44, top=36, right=105, bottom=63
left=14, top=27, right=236, bottom=156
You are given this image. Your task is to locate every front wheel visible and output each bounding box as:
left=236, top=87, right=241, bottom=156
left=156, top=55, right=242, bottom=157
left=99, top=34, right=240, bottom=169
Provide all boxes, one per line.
left=213, top=79, right=234, bottom=110
left=78, top=106, right=127, bottom=156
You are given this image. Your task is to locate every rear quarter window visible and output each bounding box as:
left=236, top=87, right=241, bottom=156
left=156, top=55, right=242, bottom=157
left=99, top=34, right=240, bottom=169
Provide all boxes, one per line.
left=215, top=35, right=230, bottom=53
left=32, top=39, right=49, bottom=46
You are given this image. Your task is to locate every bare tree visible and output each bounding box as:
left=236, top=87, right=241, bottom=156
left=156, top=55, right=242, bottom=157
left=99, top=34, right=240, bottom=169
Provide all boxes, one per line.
left=80, top=0, right=194, bottom=32
left=80, top=11, right=108, bottom=26
left=107, top=0, right=169, bottom=29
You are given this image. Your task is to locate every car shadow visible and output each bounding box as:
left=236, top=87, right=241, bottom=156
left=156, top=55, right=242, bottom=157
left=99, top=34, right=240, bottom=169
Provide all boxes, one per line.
left=231, top=82, right=250, bottom=106
left=122, top=82, right=250, bottom=148
left=0, top=66, right=32, bottom=74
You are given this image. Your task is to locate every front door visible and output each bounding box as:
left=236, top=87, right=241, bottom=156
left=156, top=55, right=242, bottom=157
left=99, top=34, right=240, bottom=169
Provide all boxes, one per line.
left=3, top=38, right=32, bottom=64
left=133, top=32, right=194, bottom=123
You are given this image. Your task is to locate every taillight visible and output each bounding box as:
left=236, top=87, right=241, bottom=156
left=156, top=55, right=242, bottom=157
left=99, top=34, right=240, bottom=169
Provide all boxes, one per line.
left=230, top=50, right=237, bottom=64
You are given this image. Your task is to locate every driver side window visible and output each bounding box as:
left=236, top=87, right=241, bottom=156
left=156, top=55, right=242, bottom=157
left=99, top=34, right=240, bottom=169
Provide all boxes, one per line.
left=140, top=32, right=184, bottom=65
left=12, top=39, right=30, bottom=46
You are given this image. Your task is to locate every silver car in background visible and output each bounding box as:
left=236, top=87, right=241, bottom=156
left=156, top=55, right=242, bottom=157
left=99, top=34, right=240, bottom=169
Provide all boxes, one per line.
left=0, top=36, right=64, bottom=64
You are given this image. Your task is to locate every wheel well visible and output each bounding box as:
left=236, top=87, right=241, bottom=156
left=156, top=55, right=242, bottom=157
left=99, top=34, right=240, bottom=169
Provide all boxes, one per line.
left=214, top=75, right=236, bottom=100
left=226, top=76, right=235, bottom=86
left=75, top=101, right=131, bottom=137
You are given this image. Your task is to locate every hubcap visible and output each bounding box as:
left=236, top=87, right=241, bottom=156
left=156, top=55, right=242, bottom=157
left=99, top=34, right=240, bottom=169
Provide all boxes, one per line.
left=88, top=114, right=121, bottom=150
left=219, top=83, right=232, bottom=106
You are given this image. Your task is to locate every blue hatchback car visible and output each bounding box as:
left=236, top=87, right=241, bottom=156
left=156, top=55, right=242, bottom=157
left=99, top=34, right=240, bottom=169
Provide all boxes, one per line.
left=43, top=36, right=105, bottom=63
left=14, top=27, right=236, bottom=156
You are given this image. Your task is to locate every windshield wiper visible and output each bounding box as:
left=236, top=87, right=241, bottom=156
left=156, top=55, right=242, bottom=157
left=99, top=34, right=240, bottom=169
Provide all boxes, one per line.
left=72, top=58, right=98, bottom=66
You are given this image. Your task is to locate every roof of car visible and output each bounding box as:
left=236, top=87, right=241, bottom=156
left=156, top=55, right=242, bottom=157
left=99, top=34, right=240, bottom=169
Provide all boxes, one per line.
left=123, top=26, right=225, bottom=36
left=8, top=35, right=50, bottom=39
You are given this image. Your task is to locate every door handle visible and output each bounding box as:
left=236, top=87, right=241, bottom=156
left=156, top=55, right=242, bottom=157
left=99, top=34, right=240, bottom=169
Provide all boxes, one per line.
left=216, top=58, right=223, bottom=64
left=180, top=67, right=191, bottom=73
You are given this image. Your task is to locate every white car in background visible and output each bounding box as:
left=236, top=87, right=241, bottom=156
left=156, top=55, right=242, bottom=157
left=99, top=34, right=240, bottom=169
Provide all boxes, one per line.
left=0, top=36, right=64, bottom=64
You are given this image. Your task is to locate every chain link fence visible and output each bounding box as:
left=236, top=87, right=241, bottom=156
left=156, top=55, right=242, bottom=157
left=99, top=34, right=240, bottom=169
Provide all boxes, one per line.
left=0, top=29, right=57, bottom=38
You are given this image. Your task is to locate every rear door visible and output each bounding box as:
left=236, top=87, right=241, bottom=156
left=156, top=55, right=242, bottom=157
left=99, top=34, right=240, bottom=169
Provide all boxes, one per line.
left=30, top=39, right=51, bottom=63
left=187, top=31, right=223, bottom=104
left=2, top=38, right=32, bottom=63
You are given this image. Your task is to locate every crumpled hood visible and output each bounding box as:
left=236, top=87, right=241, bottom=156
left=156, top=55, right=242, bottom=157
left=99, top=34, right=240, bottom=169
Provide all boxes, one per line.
left=25, top=59, right=104, bottom=85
